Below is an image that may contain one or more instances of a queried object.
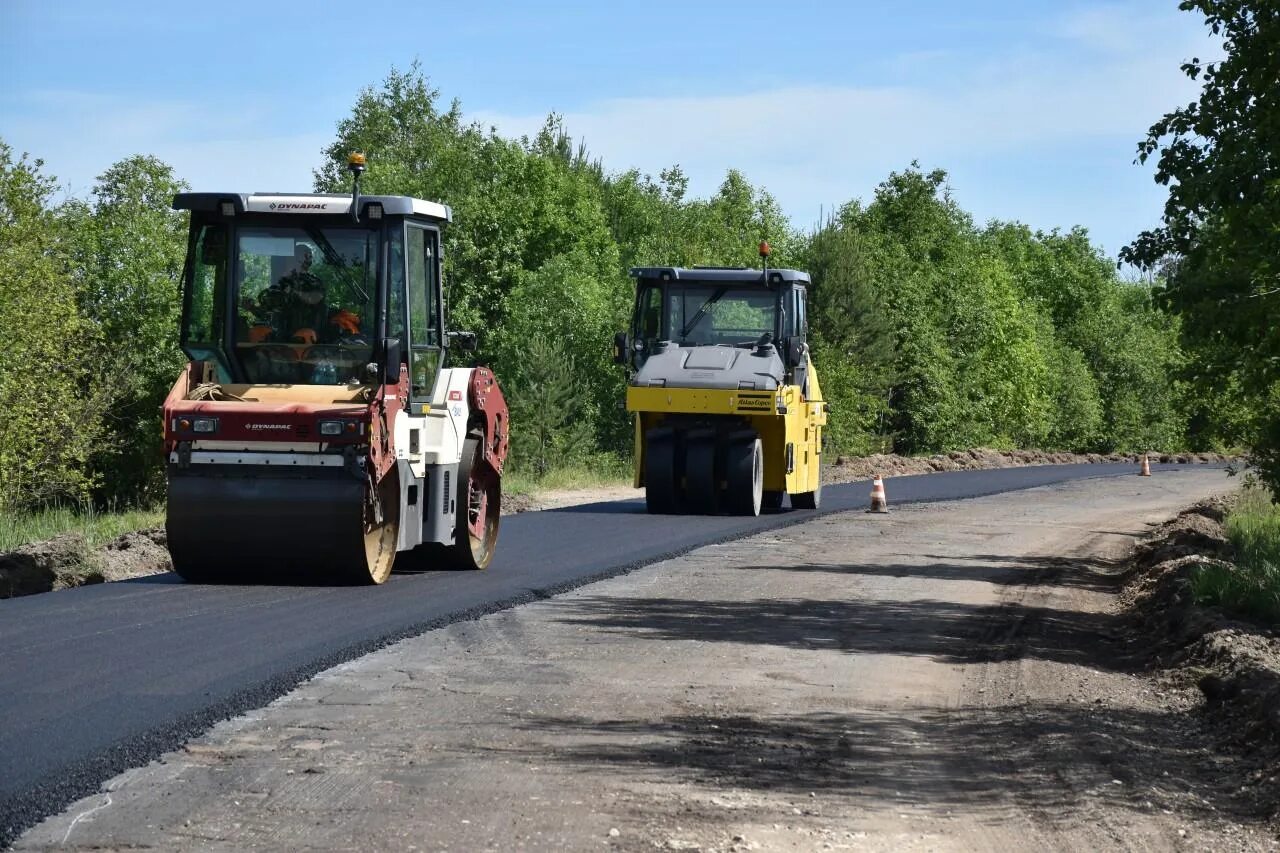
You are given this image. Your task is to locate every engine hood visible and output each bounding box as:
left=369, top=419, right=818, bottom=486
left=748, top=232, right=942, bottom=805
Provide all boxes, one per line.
left=630, top=343, right=784, bottom=391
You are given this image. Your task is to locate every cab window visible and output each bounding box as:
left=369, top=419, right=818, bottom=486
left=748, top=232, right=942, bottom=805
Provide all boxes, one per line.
left=405, top=225, right=442, bottom=404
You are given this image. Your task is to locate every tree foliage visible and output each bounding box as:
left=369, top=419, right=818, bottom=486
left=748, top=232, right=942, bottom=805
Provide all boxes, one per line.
left=314, top=65, right=810, bottom=467
left=0, top=144, right=105, bottom=511
left=1122, top=0, right=1279, bottom=487
left=67, top=157, right=189, bottom=503
left=805, top=165, right=1184, bottom=455
left=0, top=59, right=1214, bottom=508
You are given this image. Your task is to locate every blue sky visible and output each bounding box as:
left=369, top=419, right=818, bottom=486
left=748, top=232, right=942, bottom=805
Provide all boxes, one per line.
left=1, top=1, right=1218, bottom=260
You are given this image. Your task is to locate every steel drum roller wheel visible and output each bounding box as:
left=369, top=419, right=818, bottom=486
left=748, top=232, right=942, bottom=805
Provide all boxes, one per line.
left=169, top=552, right=226, bottom=584
left=450, top=434, right=500, bottom=570
left=356, top=466, right=400, bottom=584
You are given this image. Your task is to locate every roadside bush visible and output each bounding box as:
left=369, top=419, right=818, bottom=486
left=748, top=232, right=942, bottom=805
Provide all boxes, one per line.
left=1192, top=486, right=1280, bottom=624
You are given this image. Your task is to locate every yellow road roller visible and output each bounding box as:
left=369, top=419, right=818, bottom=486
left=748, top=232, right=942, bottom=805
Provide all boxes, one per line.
left=615, top=246, right=827, bottom=515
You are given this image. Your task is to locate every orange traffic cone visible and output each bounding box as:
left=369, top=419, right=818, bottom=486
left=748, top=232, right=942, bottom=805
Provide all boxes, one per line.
left=868, top=475, right=889, bottom=513
left=1139, top=453, right=1151, bottom=477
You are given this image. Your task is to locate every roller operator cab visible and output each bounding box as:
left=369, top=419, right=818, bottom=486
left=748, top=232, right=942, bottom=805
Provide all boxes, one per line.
left=615, top=257, right=827, bottom=516
left=163, top=175, right=508, bottom=584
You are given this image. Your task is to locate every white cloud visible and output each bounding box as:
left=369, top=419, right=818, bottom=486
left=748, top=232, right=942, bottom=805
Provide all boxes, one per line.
left=1051, top=3, right=1193, bottom=55
left=1, top=3, right=1220, bottom=255
left=4, top=90, right=330, bottom=198
left=468, top=4, right=1219, bottom=250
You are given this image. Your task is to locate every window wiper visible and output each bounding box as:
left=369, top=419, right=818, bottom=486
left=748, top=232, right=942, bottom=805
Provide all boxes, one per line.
left=680, top=287, right=728, bottom=340
left=306, top=227, right=370, bottom=303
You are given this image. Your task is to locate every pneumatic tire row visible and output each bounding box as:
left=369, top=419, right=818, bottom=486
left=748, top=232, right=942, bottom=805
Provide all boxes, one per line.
left=644, top=427, right=764, bottom=516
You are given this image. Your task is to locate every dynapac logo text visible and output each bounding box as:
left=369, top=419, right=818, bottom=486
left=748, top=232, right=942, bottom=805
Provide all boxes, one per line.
left=247, top=423, right=291, bottom=430
left=268, top=202, right=330, bottom=210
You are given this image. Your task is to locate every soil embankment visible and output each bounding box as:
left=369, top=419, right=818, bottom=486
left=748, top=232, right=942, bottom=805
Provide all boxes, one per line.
left=824, top=447, right=1232, bottom=483
left=1119, top=497, right=1280, bottom=821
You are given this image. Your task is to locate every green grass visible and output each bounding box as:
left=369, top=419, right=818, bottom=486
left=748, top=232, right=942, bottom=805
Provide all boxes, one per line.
left=0, top=505, right=163, bottom=553
left=503, top=454, right=633, bottom=497
left=1192, top=485, right=1280, bottom=624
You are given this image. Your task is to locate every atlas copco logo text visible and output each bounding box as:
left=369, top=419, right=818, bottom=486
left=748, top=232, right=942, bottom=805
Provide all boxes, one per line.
left=268, top=202, right=331, bottom=210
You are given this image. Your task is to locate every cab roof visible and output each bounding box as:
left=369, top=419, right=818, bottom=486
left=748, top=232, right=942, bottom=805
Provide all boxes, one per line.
left=630, top=266, right=810, bottom=286
left=173, top=192, right=452, bottom=223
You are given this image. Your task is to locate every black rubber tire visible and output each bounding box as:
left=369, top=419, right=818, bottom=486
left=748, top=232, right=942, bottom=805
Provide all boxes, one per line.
left=448, top=435, right=500, bottom=570
left=762, top=490, right=785, bottom=510
left=725, top=437, right=763, bottom=516
left=792, top=460, right=822, bottom=510
left=684, top=434, right=720, bottom=515
left=645, top=431, right=681, bottom=514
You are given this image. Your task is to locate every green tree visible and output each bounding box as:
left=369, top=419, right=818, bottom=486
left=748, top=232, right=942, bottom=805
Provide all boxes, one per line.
left=505, top=336, right=594, bottom=477
left=1122, top=0, right=1280, bottom=484
left=803, top=164, right=1183, bottom=455
left=62, top=156, right=189, bottom=504
left=0, top=141, right=105, bottom=511
left=803, top=212, right=898, bottom=453
left=317, top=66, right=631, bottom=455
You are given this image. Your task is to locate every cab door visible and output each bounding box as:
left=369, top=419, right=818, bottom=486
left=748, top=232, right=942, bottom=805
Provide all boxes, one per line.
left=404, top=223, right=444, bottom=414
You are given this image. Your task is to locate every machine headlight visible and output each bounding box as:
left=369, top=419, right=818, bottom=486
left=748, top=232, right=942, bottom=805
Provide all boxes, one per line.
left=173, top=416, right=217, bottom=434
left=319, top=420, right=362, bottom=437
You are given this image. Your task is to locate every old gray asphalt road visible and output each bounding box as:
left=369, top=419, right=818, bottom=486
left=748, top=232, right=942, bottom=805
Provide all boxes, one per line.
left=0, top=463, right=1224, bottom=846
left=19, top=468, right=1268, bottom=851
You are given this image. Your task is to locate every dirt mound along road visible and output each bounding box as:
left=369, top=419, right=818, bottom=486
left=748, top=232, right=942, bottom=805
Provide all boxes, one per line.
left=1120, top=495, right=1280, bottom=816
left=0, top=528, right=171, bottom=598
left=0, top=534, right=95, bottom=598
left=824, top=447, right=1235, bottom=484
left=21, top=467, right=1280, bottom=851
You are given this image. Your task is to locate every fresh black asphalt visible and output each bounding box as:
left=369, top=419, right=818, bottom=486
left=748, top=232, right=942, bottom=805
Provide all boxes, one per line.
left=0, top=462, right=1204, bottom=845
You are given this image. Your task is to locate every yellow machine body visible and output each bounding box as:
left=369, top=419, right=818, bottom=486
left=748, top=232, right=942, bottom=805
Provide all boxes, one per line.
left=617, top=264, right=826, bottom=515
left=627, top=358, right=826, bottom=495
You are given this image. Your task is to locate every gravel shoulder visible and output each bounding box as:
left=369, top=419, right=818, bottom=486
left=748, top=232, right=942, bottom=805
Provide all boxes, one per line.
left=18, top=468, right=1279, bottom=851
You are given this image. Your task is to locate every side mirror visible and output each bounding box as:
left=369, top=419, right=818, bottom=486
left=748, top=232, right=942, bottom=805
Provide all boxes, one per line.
left=379, top=337, right=402, bottom=385
left=447, top=330, right=478, bottom=352
left=613, top=331, right=629, bottom=365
